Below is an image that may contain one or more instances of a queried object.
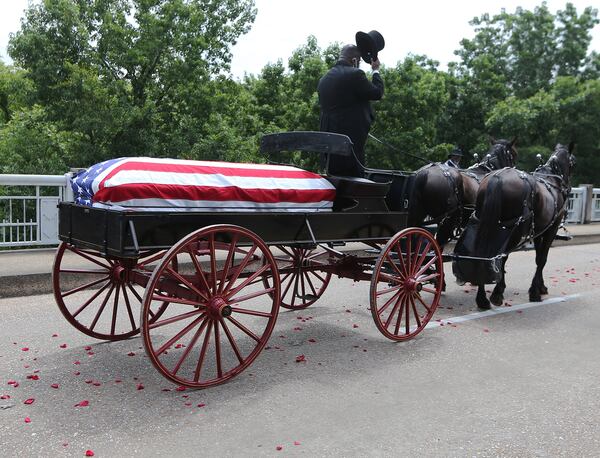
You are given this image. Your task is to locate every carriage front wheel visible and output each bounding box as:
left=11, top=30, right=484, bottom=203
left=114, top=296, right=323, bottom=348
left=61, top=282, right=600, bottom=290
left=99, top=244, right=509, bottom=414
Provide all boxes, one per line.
left=140, top=225, right=280, bottom=388
left=370, top=227, right=443, bottom=341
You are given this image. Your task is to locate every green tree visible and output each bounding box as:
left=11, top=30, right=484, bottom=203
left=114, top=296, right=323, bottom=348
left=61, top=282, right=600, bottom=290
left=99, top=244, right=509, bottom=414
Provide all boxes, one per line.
left=369, top=56, right=449, bottom=170
left=8, top=0, right=257, bottom=164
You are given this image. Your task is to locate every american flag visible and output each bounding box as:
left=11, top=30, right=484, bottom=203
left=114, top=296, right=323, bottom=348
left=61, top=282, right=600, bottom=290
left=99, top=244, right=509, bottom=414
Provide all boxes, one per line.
left=71, top=158, right=336, bottom=212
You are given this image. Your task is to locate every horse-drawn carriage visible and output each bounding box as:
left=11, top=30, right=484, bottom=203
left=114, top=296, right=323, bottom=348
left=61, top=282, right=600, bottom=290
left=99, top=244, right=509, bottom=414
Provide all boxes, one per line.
left=52, top=131, right=575, bottom=388
left=53, top=131, right=444, bottom=389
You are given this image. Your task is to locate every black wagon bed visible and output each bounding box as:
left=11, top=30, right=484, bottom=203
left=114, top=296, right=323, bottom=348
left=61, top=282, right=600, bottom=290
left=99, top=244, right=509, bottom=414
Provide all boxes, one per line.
left=58, top=202, right=409, bottom=258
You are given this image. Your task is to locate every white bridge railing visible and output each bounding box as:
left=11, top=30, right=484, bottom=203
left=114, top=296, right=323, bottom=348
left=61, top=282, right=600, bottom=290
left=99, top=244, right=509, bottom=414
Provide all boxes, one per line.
left=0, top=174, right=73, bottom=248
left=0, top=175, right=598, bottom=249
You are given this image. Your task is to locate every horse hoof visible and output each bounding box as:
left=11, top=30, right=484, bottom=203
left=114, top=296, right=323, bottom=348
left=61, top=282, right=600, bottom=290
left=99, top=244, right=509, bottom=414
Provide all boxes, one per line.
left=529, top=294, right=542, bottom=302
left=540, top=286, right=548, bottom=295
left=477, top=301, right=491, bottom=310
left=490, top=294, right=503, bottom=306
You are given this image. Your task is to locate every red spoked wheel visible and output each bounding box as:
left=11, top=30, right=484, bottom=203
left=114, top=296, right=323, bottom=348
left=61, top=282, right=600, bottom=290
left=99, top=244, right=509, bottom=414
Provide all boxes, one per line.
left=263, top=245, right=332, bottom=310
left=53, top=243, right=173, bottom=341
left=370, top=228, right=443, bottom=341
left=140, top=225, right=280, bottom=388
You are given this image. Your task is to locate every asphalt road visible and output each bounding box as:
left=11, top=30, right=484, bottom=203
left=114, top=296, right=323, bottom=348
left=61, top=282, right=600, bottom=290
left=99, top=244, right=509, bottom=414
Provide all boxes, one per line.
left=1, top=243, right=600, bottom=457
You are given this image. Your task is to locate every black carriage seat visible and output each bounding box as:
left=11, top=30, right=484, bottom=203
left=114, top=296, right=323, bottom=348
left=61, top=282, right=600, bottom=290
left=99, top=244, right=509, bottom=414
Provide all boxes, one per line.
left=325, top=175, right=390, bottom=212
left=260, top=131, right=391, bottom=212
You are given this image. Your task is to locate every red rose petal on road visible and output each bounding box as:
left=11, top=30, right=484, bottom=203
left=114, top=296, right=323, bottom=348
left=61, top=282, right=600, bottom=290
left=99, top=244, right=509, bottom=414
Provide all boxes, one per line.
left=8, top=380, right=17, bottom=385
left=84, top=346, right=92, bottom=351
left=294, top=441, right=301, bottom=446
left=483, top=328, right=490, bottom=333
left=75, top=400, right=89, bottom=407
left=26, top=375, right=39, bottom=380
left=60, top=344, right=67, bottom=349
left=51, top=384, right=59, bottom=389
left=73, top=361, right=81, bottom=365
left=176, top=386, right=186, bottom=392
left=276, top=446, right=283, bottom=451
left=52, top=334, right=58, bottom=337
left=308, top=338, right=316, bottom=343
left=127, top=352, right=136, bottom=356
left=24, top=398, right=35, bottom=405
left=24, top=417, right=31, bottom=423
left=295, top=354, right=306, bottom=363
left=85, top=450, right=95, bottom=457
left=136, top=383, right=144, bottom=390
left=197, top=403, right=206, bottom=408
left=0, top=395, right=10, bottom=400
left=22, top=348, right=29, bottom=352
left=352, top=324, right=359, bottom=328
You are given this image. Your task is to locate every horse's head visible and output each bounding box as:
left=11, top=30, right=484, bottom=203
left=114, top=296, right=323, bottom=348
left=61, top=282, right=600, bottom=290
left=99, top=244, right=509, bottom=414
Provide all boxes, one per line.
left=546, top=142, right=576, bottom=184
left=484, top=137, right=518, bottom=169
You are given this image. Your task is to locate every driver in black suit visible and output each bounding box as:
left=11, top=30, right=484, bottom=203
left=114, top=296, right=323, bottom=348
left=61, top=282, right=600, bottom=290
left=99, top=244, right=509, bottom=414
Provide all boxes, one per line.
left=317, top=44, right=384, bottom=177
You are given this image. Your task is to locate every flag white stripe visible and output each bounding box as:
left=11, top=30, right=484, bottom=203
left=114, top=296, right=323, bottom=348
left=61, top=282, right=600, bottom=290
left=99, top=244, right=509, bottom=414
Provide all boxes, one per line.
left=101, top=170, right=335, bottom=191
left=93, top=198, right=333, bottom=212
left=91, top=158, right=324, bottom=193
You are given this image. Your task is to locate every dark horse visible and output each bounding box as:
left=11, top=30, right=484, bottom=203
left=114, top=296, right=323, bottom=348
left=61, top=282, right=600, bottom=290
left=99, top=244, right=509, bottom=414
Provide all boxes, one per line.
left=408, top=138, right=518, bottom=248
left=453, top=143, right=575, bottom=309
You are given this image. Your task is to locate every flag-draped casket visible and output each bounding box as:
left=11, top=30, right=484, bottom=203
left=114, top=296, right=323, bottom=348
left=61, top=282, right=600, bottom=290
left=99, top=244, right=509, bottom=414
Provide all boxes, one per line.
left=71, top=158, right=336, bottom=212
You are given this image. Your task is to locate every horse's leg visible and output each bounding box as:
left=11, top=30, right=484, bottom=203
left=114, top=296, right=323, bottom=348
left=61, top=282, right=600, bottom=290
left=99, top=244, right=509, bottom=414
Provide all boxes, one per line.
left=476, top=283, right=491, bottom=310
left=528, top=223, right=560, bottom=301
left=490, top=257, right=508, bottom=306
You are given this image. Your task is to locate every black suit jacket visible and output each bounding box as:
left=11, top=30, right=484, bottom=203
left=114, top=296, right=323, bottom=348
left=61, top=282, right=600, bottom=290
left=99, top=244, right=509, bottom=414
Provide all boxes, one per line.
left=317, top=60, right=384, bottom=175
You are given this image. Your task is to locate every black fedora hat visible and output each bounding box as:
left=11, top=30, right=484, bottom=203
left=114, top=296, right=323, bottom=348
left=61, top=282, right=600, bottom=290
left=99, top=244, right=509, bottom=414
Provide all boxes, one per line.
left=355, top=30, right=385, bottom=63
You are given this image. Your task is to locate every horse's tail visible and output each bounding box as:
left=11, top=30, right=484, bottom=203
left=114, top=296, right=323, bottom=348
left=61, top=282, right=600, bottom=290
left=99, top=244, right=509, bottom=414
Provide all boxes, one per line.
left=407, top=168, right=428, bottom=226
left=474, top=174, right=504, bottom=254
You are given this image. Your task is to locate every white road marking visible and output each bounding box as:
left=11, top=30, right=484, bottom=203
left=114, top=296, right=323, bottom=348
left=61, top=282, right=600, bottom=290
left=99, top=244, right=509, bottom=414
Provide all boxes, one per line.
left=426, top=292, right=583, bottom=329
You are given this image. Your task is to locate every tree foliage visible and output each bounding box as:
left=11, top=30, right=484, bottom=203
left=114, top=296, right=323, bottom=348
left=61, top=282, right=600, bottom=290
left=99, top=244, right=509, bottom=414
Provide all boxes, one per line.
left=1, top=1, right=599, bottom=185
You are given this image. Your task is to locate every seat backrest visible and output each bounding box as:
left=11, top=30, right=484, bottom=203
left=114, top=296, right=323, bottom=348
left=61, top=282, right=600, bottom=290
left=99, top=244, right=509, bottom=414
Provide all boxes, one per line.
left=260, top=131, right=353, bottom=157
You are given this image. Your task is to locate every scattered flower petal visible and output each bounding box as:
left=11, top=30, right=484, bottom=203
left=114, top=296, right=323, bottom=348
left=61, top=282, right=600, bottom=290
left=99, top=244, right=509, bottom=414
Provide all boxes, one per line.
left=276, top=446, right=283, bottom=451
left=24, top=398, right=35, bottom=405
left=136, top=383, right=144, bottom=390
left=294, top=441, right=301, bottom=446
left=24, top=417, right=31, bottom=423
left=85, top=450, right=95, bottom=457
left=51, top=384, right=59, bottom=389
left=75, top=400, right=89, bottom=407
left=295, top=354, right=306, bottom=363
left=60, top=344, right=67, bottom=349
left=21, top=348, right=29, bottom=352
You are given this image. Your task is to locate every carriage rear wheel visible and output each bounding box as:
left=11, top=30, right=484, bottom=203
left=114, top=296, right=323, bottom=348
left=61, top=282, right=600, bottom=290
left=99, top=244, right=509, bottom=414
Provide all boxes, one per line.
left=263, top=245, right=332, bottom=310
left=370, top=227, right=443, bottom=341
left=140, top=225, right=280, bottom=388
left=53, top=243, right=173, bottom=341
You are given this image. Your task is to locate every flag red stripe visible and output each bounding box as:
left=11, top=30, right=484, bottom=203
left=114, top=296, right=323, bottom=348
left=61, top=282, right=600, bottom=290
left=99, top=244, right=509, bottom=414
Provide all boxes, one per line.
left=98, top=161, right=324, bottom=190
left=93, top=183, right=336, bottom=204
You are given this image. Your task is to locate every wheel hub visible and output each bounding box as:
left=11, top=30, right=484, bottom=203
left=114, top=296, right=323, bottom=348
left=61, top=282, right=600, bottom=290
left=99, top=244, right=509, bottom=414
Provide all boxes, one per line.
left=405, top=278, right=422, bottom=293
left=111, top=265, right=128, bottom=283
left=207, top=296, right=231, bottom=318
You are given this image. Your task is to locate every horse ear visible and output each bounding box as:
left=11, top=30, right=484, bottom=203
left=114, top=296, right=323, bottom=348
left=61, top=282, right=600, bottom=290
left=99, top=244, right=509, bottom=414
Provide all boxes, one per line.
left=509, top=137, right=517, bottom=147
left=568, top=141, right=575, bottom=154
